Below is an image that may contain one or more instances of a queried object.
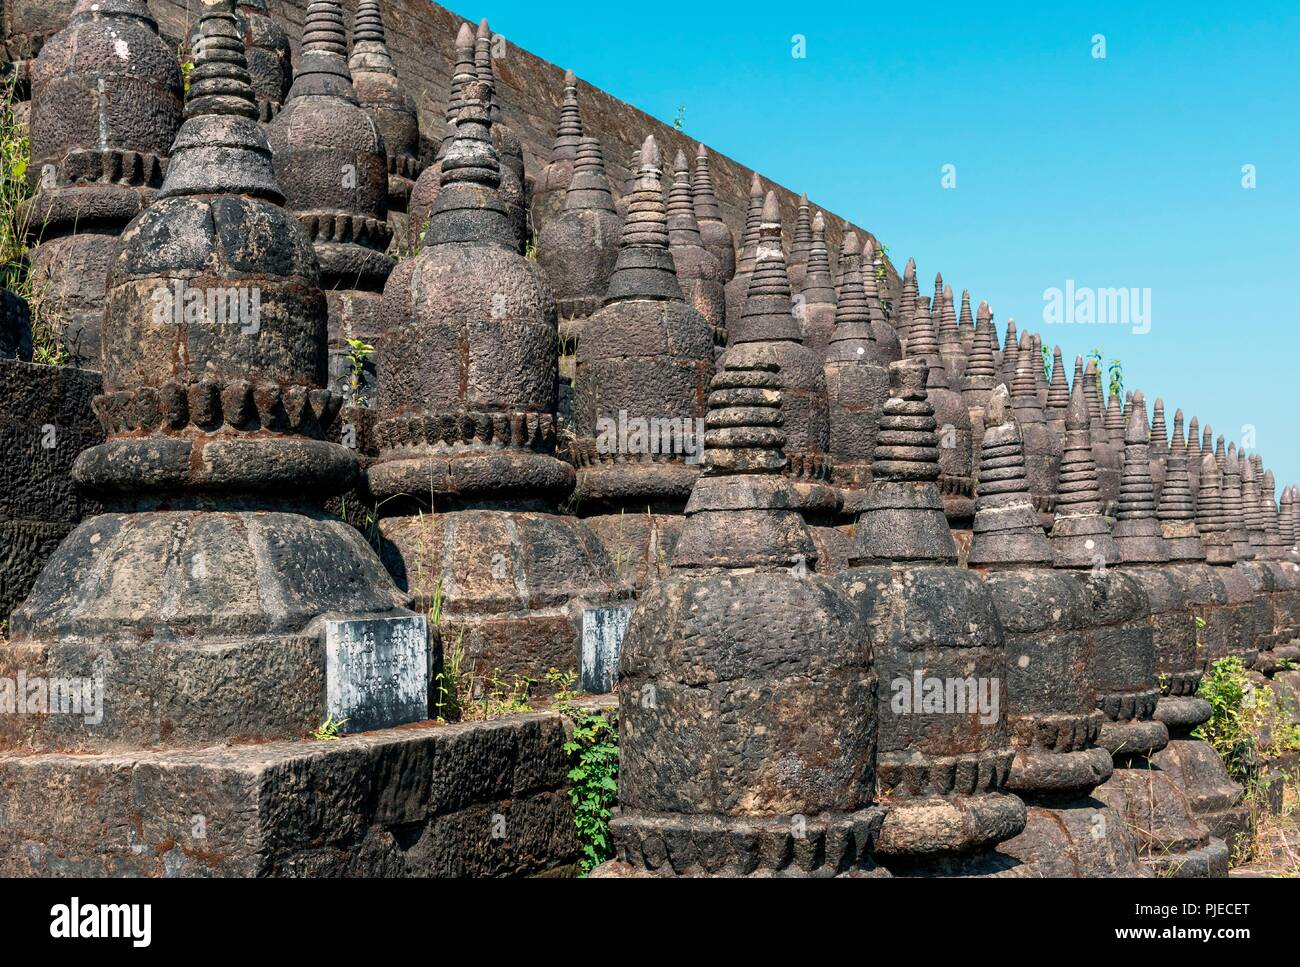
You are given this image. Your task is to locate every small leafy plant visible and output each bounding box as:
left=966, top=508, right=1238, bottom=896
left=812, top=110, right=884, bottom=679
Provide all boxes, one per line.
left=311, top=716, right=349, bottom=740
left=345, top=338, right=375, bottom=407
left=553, top=692, right=620, bottom=876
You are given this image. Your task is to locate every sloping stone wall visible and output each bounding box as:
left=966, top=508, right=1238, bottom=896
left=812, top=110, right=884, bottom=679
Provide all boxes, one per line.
left=96, top=0, right=896, bottom=292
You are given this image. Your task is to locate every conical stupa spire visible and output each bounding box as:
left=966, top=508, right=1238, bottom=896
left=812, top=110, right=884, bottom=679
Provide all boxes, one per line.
left=1001, top=320, right=1019, bottom=386
left=565, top=137, right=615, bottom=210
left=426, top=79, right=512, bottom=248
left=1197, top=453, right=1236, bottom=565
left=860, top=238, right=901, bottom=363
left=553, top=71, right=583, bottom=155
left=1258, top=469, right=1290, bottom=559
left=445, top=23, right=478, bottom=124
left=968, top=384, right=1053, bottom=568
left=288, top=0, right=356, bottom=102
left=967, top=310, right=998, bottom=379
left=605, top=135, right=681, bottom=302
left=1156, top=408, right=1204, bottom=560
left=736, top=174, right=765, bottom=274
left=1112, top=391, right=1170, bottom=563
left=788, top=194, right=813, bottom=291
left=692, top=145, right=736, bottom=281
left=827, top=248, right=874, bottom=348
left=667, top=149, right=704, bottom=246
left=1046, top=346, right=1069, bottom=421
left=1220, top=441, right=1253, bottom=559
left=352, top=0, right=395, bottom=73
left=834, top=230, right=860, bottom=297
left=1052, top=376, right=1118, bottom=567
left=850, top=359, right=957, bottom=565
left=895, top=258, right=918, bottom=343
left=1242, top=453, right=1266, bottom=551
left=958, top=289, right=975, bottom=352
left=802, top=212, right=836, bottom=305
left=161, top=0, right=281, bottom=202
left=905, top=300, right=949, bottom=390
left=692, top=144, right=723, bottom=221
left=732, top=192, right=802, bottom=343
left=825, top=254, right=889, bottom=511
left=671, top=358, right=817, bottom=569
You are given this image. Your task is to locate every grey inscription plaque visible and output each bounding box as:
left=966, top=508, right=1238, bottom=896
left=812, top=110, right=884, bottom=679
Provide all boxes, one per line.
left=581, top=606, right=633, bottom=694
left=324, top=615, right=430, bottom=733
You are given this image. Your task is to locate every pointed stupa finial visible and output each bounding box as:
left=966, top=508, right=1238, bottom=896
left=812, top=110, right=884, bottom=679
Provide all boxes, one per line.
left=351, top=0, right=395, bottom=75
left=1052, top=374, right=1119, bottom=567
left=1197, top=452, right=1236, bottom=564
left=731, top=191, right=801, bottom=343
left=692, top=144, right=723, bottom=221
left=1156, top=406, right=1204, bottom=560
left=671, top=358, right=816, bottom=570
left=552, top=69, right=583, bottom=154
left=288, top=0, right=356, bottom=102
left=734, top=173, right=765, bottom=273
left=850, top=358, right=957, bottom=565
left=968, top=384, right=1054, bottom=569
left=446, top=23, right=478, bottom=123
left=1045, top=346, right=1069, bottom=415
left=605, top=134, right=680, bottom=302
left=802, top=211, right=836, bottom=305
left=827, top=248, right=874, bottom=349
left=1110, top=390, right=1170, bottom=563
left=185, top=0, right=259, bottom=121
left=965, top=313, right=997, bottom=379
left=160, top=0, right=281, bottom=202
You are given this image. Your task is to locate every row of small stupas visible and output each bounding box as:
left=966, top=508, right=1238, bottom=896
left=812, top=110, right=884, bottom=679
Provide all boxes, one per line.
left=2, top=0, right=1299, bottom=879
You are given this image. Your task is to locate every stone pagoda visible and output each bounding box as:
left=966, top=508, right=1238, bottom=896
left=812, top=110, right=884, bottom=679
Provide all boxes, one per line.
left=266, top=0, right=394, bottom=405
left=839, top=362, right=1025, bottom=875
left=971, top=387, right=1139, bottom=876
left=371, top=77, right=624, bottom=685
left=531, top=70, right=585, bottom=232
left=719, top=191, right=847, bottom=570
left=570, top=135, right=715, bottom=589
left=24, top=0, right=183, bottom=365
left=691, top=145, right=737, bottom=281
left=4, top=0, right=412, bottom=753
left=666, top=149, right=726, bottom=341
left=823, top=251, right=889, bottom=521
left=597, top=356, right=883, bottom=877
left=350, top=0, right=424, bottom=229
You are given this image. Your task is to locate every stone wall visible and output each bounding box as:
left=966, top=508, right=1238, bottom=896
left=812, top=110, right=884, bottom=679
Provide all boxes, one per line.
left=22, top=0, right=896, bottom=293
left=0, top=361, right=102, bottom=624
left=0, top=710, right=584, bottom=876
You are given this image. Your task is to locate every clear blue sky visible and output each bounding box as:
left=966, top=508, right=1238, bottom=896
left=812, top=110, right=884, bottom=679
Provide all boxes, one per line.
left=453, top=0, right=1300, bottom=492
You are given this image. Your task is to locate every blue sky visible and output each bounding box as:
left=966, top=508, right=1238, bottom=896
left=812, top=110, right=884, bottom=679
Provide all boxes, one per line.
left=454, top=0, right=1300, bottom=490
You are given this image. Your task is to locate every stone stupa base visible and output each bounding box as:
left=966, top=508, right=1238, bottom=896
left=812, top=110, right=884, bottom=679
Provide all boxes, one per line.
left=379, top=509, right=631, bottom=688
left=0, top=712, right=580, bottom=877
left=595, top=808, right=890, bottom=877
left=1093, top=764, right=1230, bottom=878
left=997, top=796, right=1147, bottom=877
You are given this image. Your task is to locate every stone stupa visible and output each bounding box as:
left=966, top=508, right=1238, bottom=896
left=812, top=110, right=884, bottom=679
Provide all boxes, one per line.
left=692, top=145, right=737, bottom=282
left=569, top=135, right=715, bottom=590
left=531, top=69, right=585, bottom=231
left=823, top=248, right=889, bottom=521
left=720, top=191, right=847, bottom=571
left=350, top=0, right=424, bottom=228
left=266, top=0, right=394, bottom=405
left=666, top=149, right=726, bottom=341
left=24, top=0, right=183, bottom=366
left=5, top=0, right=412, bottom=752
left=596, top=355, right=883, bottom=877
left=371, top=75, right=625, bottom=686
left=838, top=361, right=1026, bottom=875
